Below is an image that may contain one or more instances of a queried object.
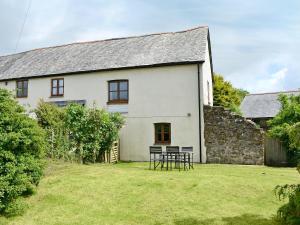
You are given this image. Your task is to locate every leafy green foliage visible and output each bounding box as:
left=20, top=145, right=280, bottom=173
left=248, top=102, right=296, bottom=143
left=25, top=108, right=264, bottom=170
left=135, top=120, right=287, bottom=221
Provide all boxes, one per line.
left=268, top=94, right=300, bottom=162
left=35, top=100, right=69, bottom=160
left=275, top=164, right=300, bottom=225
left=35, top=101, right=124, bottom=163
left=213, top=73, right=248, bottom=115
left=0, top=89, right=46, bottom=216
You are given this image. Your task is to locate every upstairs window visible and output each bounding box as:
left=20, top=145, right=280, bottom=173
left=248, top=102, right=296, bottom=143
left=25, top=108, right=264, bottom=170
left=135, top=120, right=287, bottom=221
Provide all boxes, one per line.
left=16, top=80, right=28, bottom=98
left=154, top=123, right=171, bottom=145
left=51, top=78, right=64, bottom=97
left=108, top=80, right=128, bottom=104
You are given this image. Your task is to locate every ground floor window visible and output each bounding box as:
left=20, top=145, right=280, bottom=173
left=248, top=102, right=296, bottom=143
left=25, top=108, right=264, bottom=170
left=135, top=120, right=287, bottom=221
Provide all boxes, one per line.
left=154, top=123, right=171, bottom=144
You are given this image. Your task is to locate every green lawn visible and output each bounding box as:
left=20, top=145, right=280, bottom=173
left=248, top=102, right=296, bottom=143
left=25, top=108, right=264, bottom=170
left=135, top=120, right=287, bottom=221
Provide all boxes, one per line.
left=1, top=161, right=298, bottom=225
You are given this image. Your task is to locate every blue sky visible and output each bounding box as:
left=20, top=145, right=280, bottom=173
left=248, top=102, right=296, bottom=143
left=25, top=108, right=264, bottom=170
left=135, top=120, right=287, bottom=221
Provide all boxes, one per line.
left=1, top=0, right=300, bottom=93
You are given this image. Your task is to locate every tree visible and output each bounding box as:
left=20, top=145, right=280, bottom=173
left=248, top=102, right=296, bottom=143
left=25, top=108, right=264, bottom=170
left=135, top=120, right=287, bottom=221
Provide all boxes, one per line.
left=0, top=89, right=46, bottom=216
left=268, top=94, right=300, bottom=163
left=213, top=73, right=248, bottom=114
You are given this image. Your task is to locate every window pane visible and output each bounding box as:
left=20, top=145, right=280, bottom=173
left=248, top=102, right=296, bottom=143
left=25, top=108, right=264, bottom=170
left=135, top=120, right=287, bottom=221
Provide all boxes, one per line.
left=157, top=133, right=162, bottom=142
left=23, top=80, right=28, bottom=89
left=24, top=88, right=28, bottom=96
left=59, top=79, right=64, bottom=87
left=52, top=87, right=57, bottom=95
left=164, top=125, right=170, bottom=133
left=109, top=82, right=118, bottom=91
left=17, top=89, right=22, bottom=97
left=156, top=125, right=162, bottom=134
left=110, top=91, right=118, bottom=100
left=17, top=81, right=22, bottom=88
left=119, top=81, right=128, bottom=91
left=58, top=87, right=64, bottom=95
left=119, top=91, right=128, bottom=100
left=164, top=133, right=170, bottom=142
left=52, top=80, right=57, bottom=87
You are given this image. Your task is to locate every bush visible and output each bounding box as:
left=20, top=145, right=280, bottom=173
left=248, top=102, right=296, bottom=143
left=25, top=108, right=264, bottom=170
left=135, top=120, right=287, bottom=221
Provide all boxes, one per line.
left=275, top=164, right=300, bottom=225
left=0, top=89, right=46, bottom=216
left=268, top=94, right=300, bottom=163
left=35, top=101, right=124, bottom=163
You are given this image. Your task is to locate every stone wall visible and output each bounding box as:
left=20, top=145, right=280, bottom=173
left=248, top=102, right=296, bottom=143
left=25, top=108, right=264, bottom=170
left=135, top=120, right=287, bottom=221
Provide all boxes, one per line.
left=204, top=105, right=264, bottom=165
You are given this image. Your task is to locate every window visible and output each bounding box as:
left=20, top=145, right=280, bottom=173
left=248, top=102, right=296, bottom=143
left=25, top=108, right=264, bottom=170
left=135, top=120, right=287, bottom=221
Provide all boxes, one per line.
left=16, top=80, right=28, bottom=98
left=51, top=78, right=64, bottom=96
left=108, top=80, right=128, bottom=104
left=154, top=123, right=171, bottom=144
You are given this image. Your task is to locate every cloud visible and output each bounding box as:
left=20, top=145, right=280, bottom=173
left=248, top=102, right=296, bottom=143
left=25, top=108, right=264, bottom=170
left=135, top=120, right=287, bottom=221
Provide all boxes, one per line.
left=0, top=0, right=300, bottom=93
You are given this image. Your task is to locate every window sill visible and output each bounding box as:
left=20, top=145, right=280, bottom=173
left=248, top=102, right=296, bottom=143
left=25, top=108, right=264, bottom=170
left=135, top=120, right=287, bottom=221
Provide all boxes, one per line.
left=154, top=143, right=171, bottom=146
left=107, top=101, right=128, bottom=105
left=16, top=96, right=28, bottom=98
left=49, top=95, right=64, bottom=98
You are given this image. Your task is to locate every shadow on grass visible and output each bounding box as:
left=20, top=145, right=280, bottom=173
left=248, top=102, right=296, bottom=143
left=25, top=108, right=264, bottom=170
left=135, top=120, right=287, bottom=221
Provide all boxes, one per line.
left=173, top=214, right=278, bottom=225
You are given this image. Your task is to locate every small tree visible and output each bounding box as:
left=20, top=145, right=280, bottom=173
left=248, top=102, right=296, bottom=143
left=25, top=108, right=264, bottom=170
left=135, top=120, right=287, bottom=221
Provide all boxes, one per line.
left=213, top=73, right=248, bottom=115
left=0, top=89, right=46, bottom=216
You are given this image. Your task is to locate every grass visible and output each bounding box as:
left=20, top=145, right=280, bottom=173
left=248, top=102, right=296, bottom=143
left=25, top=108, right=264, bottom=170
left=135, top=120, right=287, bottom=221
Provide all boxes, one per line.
left=0, top=161, right=299, bottom=225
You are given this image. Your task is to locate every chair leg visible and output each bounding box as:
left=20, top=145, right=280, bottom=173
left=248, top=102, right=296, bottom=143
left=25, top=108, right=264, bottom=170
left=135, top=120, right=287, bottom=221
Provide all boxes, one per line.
left=149, top=155, right=151, bottom=170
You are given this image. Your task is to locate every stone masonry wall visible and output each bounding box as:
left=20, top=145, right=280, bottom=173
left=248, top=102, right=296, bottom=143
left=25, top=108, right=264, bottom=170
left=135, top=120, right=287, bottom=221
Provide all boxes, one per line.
left=204, top=105, right=264, bottom=165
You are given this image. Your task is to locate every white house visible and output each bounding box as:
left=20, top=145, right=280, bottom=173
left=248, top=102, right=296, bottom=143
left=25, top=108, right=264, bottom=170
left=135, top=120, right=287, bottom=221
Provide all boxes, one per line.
left=0, top=26, right=213, bottom=163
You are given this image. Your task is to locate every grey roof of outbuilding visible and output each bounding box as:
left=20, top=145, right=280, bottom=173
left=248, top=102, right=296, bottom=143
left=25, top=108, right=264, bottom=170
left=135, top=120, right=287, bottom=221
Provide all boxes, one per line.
left=241, top=90, right=300, bottom=118
left=0, top=26, right=209, bottom=81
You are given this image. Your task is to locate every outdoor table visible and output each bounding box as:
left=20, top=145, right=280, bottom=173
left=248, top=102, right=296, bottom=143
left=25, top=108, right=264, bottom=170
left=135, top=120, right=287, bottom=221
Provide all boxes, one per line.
left=160, top=152, right=190, bottom=171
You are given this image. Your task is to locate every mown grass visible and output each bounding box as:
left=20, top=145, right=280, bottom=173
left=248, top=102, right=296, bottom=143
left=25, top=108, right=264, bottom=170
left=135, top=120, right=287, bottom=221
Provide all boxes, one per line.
left=0, top=161, right=298, bottom=225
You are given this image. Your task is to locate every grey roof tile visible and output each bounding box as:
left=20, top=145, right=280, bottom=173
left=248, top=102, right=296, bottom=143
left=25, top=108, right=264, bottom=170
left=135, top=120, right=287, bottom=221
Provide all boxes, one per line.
left=241, top=90, right=300, bottom=118
left=0, top=26, right=209, bottom=80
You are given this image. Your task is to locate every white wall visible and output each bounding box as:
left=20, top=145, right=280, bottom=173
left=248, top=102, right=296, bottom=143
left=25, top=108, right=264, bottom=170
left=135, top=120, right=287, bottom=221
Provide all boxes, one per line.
left=202, top=40, right=213, bottom=106
left=0, top=65, right=203, bottom=162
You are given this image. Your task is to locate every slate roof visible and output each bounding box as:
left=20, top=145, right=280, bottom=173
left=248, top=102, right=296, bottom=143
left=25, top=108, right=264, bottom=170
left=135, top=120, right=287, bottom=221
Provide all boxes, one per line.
left=0, top=26, right=209, bottom=81
left=241, top=90, right=300, bottom=118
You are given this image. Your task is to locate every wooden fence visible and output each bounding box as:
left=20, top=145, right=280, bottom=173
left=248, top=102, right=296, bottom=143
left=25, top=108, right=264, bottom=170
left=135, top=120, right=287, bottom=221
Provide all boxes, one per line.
left=104, top=140, right=119, bottom=163
left=264, top=135, right=288, bottom=166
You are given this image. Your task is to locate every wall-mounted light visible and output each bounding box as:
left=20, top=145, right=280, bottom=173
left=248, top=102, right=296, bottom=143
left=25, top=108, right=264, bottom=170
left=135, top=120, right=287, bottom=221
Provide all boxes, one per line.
left=5, top=81, right=8, bottom=86
left=187, top=113, right=191, bottom=117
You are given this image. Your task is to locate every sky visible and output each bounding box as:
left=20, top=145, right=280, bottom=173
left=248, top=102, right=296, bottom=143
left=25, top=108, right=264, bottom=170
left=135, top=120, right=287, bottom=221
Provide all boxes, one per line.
left=1, top=0, right=300, bottom=93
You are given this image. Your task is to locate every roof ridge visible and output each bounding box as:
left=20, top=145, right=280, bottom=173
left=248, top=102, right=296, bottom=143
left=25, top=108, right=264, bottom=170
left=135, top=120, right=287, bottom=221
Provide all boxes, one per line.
left=0, top=25, right=209, bottom=58
left=246, top=90, right=300, bottom=96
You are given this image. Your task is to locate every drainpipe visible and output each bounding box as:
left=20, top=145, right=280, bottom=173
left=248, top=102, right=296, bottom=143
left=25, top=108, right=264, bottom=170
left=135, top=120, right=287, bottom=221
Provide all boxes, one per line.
left=197, top=64, right=202, bottom=163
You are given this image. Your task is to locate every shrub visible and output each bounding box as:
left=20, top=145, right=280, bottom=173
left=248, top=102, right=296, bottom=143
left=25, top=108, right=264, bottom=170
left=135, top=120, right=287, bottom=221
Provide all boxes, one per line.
left=0, top=89, right=46, bottom=216
left=275, top=164, right=300, bottom=225
left=268, top=94, right=300, bottom=163
left=35, top=101, right=124, bottom=163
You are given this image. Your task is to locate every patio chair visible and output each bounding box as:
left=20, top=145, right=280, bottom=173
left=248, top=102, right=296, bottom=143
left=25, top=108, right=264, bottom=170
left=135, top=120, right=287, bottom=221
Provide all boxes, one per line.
left=149, top=146, right=163, bottom=170
left=181, top=147, right=194, bottom=169
left=166, top=146, right=180, bottom=170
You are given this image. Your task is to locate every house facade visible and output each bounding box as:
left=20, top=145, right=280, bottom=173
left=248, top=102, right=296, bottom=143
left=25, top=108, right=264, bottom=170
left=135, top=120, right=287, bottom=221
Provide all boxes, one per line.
left=0, top=26, right=213, bottom=163
left=241, top=90, right=300, bottom=130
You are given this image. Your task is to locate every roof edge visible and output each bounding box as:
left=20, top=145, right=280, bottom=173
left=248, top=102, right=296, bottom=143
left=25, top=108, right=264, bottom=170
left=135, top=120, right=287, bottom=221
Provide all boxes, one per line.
left=246, top=90, right=300, bottom=96
left=0, top=60, right=204, bottom=82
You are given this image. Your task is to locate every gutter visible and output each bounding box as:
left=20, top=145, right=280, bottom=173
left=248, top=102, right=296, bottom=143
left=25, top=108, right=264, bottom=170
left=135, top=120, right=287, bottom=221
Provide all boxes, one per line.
left=197, top=64, right=202, bottom=163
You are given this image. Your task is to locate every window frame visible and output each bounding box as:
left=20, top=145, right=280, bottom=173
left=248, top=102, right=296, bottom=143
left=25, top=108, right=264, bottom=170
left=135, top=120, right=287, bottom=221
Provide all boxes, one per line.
left=16, top=79, right=28, bottom=98
left=154, top=123, right=171, bottom=145
left=108, top=80, right=128, bottom=104
left=51, top=78, right=64, bottom=97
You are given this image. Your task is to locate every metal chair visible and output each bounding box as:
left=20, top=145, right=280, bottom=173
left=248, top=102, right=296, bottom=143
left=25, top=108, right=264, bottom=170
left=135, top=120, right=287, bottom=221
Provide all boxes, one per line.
left=181, top=147, right=194, bottom=169
left=149, top=146, right=163, bottom=170
left=166, top=146, right=180, bottom=170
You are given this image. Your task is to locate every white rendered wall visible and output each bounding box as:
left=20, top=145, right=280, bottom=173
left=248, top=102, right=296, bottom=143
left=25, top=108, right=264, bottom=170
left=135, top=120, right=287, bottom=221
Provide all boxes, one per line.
left=0, top=65, right=204, bottom=162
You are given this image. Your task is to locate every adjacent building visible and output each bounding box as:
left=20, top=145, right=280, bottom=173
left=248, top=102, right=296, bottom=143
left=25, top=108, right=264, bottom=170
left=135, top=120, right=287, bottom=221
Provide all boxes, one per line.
left=241, top=90, right=300, bottom=129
